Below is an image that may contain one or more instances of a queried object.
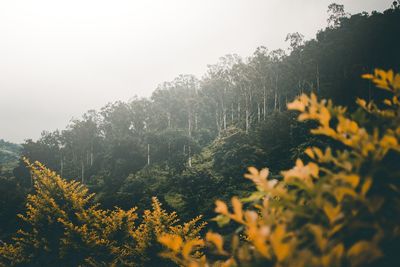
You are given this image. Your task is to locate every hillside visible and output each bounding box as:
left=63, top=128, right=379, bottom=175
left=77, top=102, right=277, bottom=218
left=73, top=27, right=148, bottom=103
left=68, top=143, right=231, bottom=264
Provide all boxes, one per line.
left=10, top=5, right=400, bottom=218
left=0, top=139, right=21, bottom=169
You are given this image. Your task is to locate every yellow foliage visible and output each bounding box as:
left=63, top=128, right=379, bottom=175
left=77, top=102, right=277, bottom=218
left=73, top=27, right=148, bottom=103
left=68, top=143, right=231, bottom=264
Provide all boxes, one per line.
left=205, top=232, right=226, bottom=254
left=0, top=160, right=205, bottom=267
left=270, top=224, right=292, bottom=262
left=159, top=69, right=400, bottom=267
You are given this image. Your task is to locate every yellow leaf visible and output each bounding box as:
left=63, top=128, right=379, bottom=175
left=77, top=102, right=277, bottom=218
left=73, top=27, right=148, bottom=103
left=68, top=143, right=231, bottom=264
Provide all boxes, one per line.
left=247, top=166, right=259, bottom=176
left=380, top=135, right=398, bottom=148
left=253, top=235, right=271, bottom=258
left=221, top=258, right=236, bottom=267
left=323, top=203, right=341, bottom=224
left=387, top=69, right=394, bottom=83
left=206, top=232, right=226, bottom=254
left=356, top=98, right=367, bottom=108
left=259, top=168, right=269, bottom=180
left=309, top=162, right=319, bottom=178
left=287, top=99, right=306, bottom=112
left=304, top=148, right=315, bottom=159
left=313, top=147, right=324, bottom=159
left=347, top=241, right=383, bottom=265
left=231, top=197, right=243, bottom=222
left=383, top=99, right=392, bottom=106
left=244, top=210, right=258, bottom=225
left=158, top=234, right=183, bottom=252
left=182, top=239, right=204, bottom=259
left=394, top=73, right=400, bottom=90
left=328, top=223, right=344, bottom=237
left=319, top=106, right=331, bottom=126
left=361, top=177, right=373, bottom=197
left=244, top=167, right=259, bottom=181
left=322, top=243, right=344, bottom=266
left=334, top=187, right=356, bottom=202
left=270, top=224, right=291, bottom=262
left=308, top=224, right=327, bottom=251
left=361, top=74, right=374, bottom=80
left=215, top=200, right=229, bottom=215
left=340, top=174, right=360, bottom=188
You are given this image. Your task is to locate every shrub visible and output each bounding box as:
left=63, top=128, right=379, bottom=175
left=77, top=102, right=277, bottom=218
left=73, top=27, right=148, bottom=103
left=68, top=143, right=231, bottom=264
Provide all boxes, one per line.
left=0, top=160, right=205, bottom=267
left=158, top=69, right=400, bottom=267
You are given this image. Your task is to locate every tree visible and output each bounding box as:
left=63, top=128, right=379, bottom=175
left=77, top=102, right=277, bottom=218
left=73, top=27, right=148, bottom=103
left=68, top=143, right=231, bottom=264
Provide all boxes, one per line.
left=285, top=32, right=305, bottom=51
left=327, top=3, right=349, bottom=28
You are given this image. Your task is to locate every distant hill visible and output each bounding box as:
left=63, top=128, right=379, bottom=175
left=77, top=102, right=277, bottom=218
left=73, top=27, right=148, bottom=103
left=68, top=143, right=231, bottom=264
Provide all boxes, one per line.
left=0, top=139, right=22, bottom=170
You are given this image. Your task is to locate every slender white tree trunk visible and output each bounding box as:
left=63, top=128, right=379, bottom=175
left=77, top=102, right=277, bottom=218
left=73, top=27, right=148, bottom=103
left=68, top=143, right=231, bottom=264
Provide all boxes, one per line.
left=188, top=112, right=191, bottom=137
left=60, top=156, right=64, bottom=177
left=263, top=85, right=267, bottom=120
left=188, top=145, right=192, bottom=167
left=147, top=143, right=150, bottom=165
left=81, top=159, right=85, bottom=184
left=245, top=94, right=249, bottom=133
left=237, top=102, right=241, bottom=121
left=231, top=103, right=234, bottom=123
left=90, top=144, right=93, bottom=166
left=223, top=108, right=226, bottom=130
left=216, top=111, right=221, bottom=135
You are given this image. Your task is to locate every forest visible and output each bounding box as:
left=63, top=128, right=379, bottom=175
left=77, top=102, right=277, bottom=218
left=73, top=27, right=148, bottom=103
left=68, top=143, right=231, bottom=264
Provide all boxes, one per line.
left=1, top=2, right=400, bottom=267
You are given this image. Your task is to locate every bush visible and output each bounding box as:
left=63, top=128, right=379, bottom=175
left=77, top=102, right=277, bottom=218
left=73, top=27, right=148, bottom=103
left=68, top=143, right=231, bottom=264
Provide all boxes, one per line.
left=0, top=160, right=205, bottom=267
left=158, top=69, right=400, bottom=267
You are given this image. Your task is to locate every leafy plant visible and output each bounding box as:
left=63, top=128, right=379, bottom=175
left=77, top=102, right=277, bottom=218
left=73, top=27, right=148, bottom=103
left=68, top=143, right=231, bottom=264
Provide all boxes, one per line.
left=0, top=160, right=205, bottom=267
left=158, top=69, right=400, bottom=267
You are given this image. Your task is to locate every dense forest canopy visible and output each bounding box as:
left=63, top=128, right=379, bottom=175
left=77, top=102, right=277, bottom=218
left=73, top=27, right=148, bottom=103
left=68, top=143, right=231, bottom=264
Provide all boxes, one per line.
left=1, top=2, right=400, bottom=266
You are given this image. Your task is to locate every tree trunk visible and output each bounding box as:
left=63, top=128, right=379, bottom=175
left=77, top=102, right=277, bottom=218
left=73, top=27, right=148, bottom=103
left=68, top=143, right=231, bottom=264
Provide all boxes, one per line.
left=223, top=108, right=226, bottom=130
left=231, top=103, right=234, bottom=123
left=194, top=112, right=198, bottom=130
left=147, top=143, right=150, bottom=165
left=90, top=144, right=93, bottom=166
left=188, top=145, right=192, bottom=167
left=263, top=85, right=267, bottom=120
left=245, top=109, right=249, bottom=133
left=278, top=94, right=281, bottom=112
left=221, top=93, right=226, bottom=130
left=274, top=75, right=279, bottom=111
left=245, top=94, right=249, bottom=134
left=188, top=112, right=192, bottom=137
left=237, top=102, right=241, bottom=121
left=60, top=156, right=64, bottom=177
left=81, top=159, right=85, bottom=184
left=216, top=111, right=221, bottom=135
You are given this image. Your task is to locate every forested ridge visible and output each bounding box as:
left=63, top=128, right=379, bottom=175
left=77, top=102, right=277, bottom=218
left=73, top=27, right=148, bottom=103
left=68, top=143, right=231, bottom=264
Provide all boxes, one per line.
left=0, top=139, right=21, bottom=167
left=1, top=4, right=400, bottom=266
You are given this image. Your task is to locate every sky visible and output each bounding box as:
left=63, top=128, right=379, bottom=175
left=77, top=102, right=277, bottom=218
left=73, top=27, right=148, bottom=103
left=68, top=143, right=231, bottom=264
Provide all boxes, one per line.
left=0, top=0, right=392, bottom=143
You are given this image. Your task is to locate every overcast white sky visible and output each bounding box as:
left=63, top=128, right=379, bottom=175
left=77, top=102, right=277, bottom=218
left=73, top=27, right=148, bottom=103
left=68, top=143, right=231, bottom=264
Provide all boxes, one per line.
left=0, top=0, right=392, bottom=143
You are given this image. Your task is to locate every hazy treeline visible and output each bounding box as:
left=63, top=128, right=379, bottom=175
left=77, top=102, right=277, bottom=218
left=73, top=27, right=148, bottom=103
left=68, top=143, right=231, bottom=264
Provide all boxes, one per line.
left=0, top=140, right=21, bottom=168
